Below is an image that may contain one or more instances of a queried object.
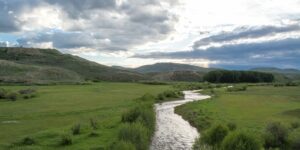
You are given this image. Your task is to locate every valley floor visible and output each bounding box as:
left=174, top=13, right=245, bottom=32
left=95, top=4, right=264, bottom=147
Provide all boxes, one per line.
left=0, top=82, right=172, bottom=149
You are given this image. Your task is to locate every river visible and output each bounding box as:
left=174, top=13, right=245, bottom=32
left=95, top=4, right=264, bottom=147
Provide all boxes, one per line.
left=150, top=90, right=210, bottom=150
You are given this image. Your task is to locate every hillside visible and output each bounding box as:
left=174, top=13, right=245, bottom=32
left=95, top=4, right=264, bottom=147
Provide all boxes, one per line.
left=251, top=67, right=300, bottom=81
left=134, top=63, right=216, bottom=73
left=251, top=67, right=300, bottom=74
left=0, top=47, right=146, bottom=83
left=147, top=71, right=205, bottom=82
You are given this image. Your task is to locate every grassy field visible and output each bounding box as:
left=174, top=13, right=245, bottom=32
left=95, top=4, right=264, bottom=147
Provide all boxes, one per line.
left=176, top=85, right=300, bottom=141
left=0, top=82, right=172, bottom=149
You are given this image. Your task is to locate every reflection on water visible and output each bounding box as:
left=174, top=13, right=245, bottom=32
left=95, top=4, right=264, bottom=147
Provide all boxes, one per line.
left=150, top=90, right=210, bottom=150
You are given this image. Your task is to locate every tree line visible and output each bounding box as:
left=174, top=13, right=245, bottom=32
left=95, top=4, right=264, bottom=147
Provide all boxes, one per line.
left=203, top=70, right=274, bottom=83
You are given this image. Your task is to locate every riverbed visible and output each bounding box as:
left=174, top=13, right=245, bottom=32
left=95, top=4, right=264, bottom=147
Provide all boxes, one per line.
left=150, top=90, right=210, bottom=150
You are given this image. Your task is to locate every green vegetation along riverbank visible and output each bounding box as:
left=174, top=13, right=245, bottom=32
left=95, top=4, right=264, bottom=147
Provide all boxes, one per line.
left=176, top=85, right=300, bottom=149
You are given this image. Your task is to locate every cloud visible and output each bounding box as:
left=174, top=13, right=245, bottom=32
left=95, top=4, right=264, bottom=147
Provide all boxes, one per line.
left=0, top=0, right=179, bottom=52
left=0, top=41, right=9, bottom=47
left=134, top=37, right=300, bottom=68
left=193, top=23, right=300, bottom=49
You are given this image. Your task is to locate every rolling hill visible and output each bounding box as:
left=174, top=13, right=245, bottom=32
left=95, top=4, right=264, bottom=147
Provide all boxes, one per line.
left=134, top=62, right=216, bottom=73
left=0, top=47, right=146, bottom=84
left=250, top=67, right=300, bottom=81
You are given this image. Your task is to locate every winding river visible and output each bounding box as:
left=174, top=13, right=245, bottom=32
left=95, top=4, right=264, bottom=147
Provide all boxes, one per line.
left=150, top=90, right=210, bottom=150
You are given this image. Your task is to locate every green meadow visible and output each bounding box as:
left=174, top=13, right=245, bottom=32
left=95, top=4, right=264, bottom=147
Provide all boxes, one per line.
left=0, top=83, right=172, bottom=149
left=176, top=85, right=300, bottom=147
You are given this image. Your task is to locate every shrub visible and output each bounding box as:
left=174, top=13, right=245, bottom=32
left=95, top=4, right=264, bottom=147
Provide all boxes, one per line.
left=7, top=92, right=17, bottom=101
left=264, top=122, right=289, bottom=149
left=90, top=118, right=98, bottom=130
left=122, top=107, right=142, bottom=123
left=0, top=88, right=7, bottom=99
left=21, top=137, right=35, bottom=145
left=89, top=131, right=99, bottom=137
left=121, top=106, right=155, bottom=132
left=227, top=85, right=247, bottom=92
left=71, top=124, right=81, bottom=135
left=111, top=140, right=136, bottom=150
left=60, top=134, right=72, bottom=146
left=156, top=90, right=183, bottom=102
left=118, top=123, right=149, bottom=150
left=227, top=122, right=237, bottom=131
left=274, top=83, right=285, bottom=87
left=135, top=107, right=155, bottom=132
left=290, top=130, right=300, bottom=150
left=222, top=131, right=261, bottom=150
left=291, top=122, right=300, bottom=130
left=156, top=93, right=165, bottom=101
left=201, top=124, right=229, bottom=147
left=18, top=88, right=36, bottom=95
left=193, top=138, right=213, bottom=150
left=139, top=93, right=155, bottom=101
left=286, top=81, right=298, bottom=86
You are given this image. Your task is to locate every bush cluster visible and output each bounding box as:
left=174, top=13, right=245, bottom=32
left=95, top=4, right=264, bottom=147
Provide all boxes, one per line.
left=0, top=88, right=37, bottom=101
left=194, top=123, right=261, bottom=150
left=112, top=93, right=157, bottom=150
left=195, top=121, right=300, bottom=150
left=156, top=90, right=183, bottom=102
left=274, top=81, right=300, bottom=87
left=227, top=85, right=247, bottom=92
left=263, top=122, right=289, bottom=149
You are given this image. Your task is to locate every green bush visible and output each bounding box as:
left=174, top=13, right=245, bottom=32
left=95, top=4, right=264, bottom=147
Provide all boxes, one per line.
left=264, top=122, right=289, bottom=149
left=90, top=118, right=98, bottom=130
left=227, top=85, right=247, bottom=92
left=71, top=124, right=81, bottom=135
left=222, top=131, right=261, bottom=150
left=0, top=88, right=7, bottom=99
left=227, top=122, right=237, bottom=131
left=89, top=131, right=100, bottom=137
left=21, top=136, right=35, bottom=145
left=155, top=90, right=183, bottom=102
left=286, top=81, right=298, bottom=86
left=289, top=129, right=300, bottom=150
left=118, top=123, right=149, bottom=150
left=139, top=93, right=155, bottom=101
left=201, top=124, right=229, bottom=147
left=110, top=140, right=136, bottom=150
left=18, top=88, right=36, bottom=95
left=193, top=138, right=213, bottom=150
left=121, top=106, right=155, bottom=131
left=7, top=92, right=17, bottom=101
left=122, top=107, right=142, bottom=123
left=290, top=122, right=300, bottom=130
left=156, top=93, right=165, bottom=101
left=60, top=134, right=72, bottom=146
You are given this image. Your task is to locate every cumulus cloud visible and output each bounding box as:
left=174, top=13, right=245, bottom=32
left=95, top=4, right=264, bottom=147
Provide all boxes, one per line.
left=0, top=0, right=179, bottom=52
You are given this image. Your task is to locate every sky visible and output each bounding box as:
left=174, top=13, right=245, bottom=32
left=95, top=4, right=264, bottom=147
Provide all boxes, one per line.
left=0, top=0, right=300, bottom=69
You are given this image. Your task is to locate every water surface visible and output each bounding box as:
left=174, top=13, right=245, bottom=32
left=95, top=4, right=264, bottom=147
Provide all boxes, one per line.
left=150, top=90, right=210, bottom=150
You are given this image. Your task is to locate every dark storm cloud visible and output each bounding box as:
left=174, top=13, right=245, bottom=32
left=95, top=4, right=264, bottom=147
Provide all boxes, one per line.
left=193, top=24, right=300, bottom=49
left=134, top=38, right=300, bottom=68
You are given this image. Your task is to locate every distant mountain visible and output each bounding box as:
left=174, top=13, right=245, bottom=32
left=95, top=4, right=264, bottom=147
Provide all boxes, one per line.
left=0, top=47, right=146, bottom=84
left=250, top=67, right=300, bottom=81
left=147, top=71, right=205, bottom=82
left=134, top=63, right=216, bottom=73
